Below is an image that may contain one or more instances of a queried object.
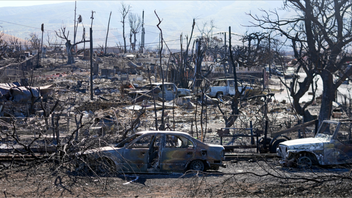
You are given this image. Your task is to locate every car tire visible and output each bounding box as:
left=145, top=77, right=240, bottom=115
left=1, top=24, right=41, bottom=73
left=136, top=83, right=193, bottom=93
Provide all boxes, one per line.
left=216, top=92, right=223, bottom=99
left=296, top=153, right=316, bottom=168
left=269, top=139, right=287, bottom=153
left=189, top=160, right=205, bottom=171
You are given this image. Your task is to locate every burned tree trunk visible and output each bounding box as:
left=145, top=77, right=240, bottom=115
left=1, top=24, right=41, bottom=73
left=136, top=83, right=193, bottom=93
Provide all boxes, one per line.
left=65, top=40, right=74, bottom=64
left=122, top=107, right=145, bottom=139
left=181, top=19, right=196, bottom=88
left=226, top=26, right=241, bottom=127
left=155, top=11, right=165, bottom=130
left=56, top=27, right=88, bottom=64
left=284, top=36, right=316, bottom=122
left=120, top=3, right=130, bottom=53
left=148, top=67, right=158, bottom=130
left=249, top=0, right=352, bottom=125
left=194, top=39, right=204, bottom=88
left=319, top=70, right=335, bottom=123
left=104, top=11, right=112, bottom=55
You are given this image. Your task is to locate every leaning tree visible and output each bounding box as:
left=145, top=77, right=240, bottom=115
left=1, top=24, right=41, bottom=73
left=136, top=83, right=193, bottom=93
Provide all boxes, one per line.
left=250, top=0, right=352, bottom=123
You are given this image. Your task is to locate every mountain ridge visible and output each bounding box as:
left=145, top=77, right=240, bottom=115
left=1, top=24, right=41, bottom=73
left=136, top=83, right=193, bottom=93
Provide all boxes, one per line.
left=0, top=1, right=289, bottom=49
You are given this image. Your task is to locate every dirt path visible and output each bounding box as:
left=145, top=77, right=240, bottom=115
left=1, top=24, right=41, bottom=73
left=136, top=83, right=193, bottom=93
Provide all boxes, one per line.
left=1, top=158, right=352, bottom=197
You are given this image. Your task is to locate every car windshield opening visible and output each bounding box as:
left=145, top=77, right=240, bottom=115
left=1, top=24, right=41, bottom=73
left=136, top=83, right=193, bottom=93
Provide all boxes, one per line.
left=115, top=134, right=141, bottom=147
left=316, top=122, right=337, bottom=139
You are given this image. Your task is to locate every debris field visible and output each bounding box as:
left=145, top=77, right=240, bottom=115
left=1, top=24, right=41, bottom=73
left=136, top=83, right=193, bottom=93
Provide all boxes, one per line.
left=0, top=50, right=351, bottom=197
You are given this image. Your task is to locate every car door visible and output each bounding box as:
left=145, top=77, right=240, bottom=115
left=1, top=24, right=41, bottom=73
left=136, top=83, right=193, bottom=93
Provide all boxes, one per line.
left=147, top=134, right=163, bottom=170
left=123, top=134, right=154, bottom=172
left=159, top=84, right=176, bottom=100
left=160, top=134, right=195, bottom=171
left=228, top=80, right=235, bottom=95
left=330, top=129, right=352, bottom=164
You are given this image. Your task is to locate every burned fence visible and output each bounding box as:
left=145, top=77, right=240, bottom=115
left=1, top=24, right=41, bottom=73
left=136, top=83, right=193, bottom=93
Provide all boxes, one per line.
left=0, top=55, right=38, bottom=84
left=0, top=111, right=117, bottom=159
left=217, top=119, right=318, bottom=154
left=217, top=121, right=256, bottom=152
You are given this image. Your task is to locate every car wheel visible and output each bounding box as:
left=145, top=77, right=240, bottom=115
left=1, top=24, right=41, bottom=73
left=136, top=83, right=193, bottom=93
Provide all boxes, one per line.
left=297, top=153, right=315, bottom=168
left=269, top=139, right=287, bottom=153
left=189, top=160, right=205, bottom=171
left=216, top=93, right=223, bottom=99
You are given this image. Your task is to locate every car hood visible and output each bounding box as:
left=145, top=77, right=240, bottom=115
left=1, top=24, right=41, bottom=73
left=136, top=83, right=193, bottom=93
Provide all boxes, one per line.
left=280, top=137, right=326, bottom=150
left=207, top=143, right=225, bottom=149
left=81, top=145, right=123, bottom=155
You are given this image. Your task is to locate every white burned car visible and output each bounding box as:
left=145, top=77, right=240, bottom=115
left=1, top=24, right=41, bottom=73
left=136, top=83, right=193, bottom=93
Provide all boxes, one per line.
left=277, top=120, right=352, bottom=167
left=208, top=78, right=252, bottom=98
left=77, top=131, right=225, bottom=174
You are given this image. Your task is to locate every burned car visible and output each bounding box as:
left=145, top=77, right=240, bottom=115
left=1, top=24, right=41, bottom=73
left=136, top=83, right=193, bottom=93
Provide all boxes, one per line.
left=78, top=131, right=225, bottom=174
left=277, top=120, right=352, bottom=167
left=208, top=78, right=252, bottom=98
left=127, top=82, right=191, bottom=102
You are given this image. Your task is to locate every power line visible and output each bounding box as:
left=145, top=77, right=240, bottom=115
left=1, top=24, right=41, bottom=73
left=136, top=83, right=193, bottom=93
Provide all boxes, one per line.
left=0, top=19, right=192, bottom=47
left=0, top=19, right=59, bottom=33
left=0, top=19, right=40, bottom=30
left=0, top=19, right=178, bottom=38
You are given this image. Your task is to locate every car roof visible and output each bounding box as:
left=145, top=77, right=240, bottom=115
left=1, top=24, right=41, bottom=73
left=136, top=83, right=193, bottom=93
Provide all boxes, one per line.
left=145, top=82, right=174, bottom=86
left=214, top=78, right=234, bottom=81
left=322, top=119, right=352, bottom=124
left=136, top=130, right=191, bottom=136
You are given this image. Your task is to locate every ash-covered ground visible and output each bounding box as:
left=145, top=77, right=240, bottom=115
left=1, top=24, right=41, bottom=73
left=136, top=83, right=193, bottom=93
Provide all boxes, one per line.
left=0, top=51, right=351, bottom=197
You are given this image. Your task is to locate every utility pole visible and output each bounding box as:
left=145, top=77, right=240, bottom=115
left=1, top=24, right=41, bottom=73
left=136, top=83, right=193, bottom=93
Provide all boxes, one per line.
left=218, top=32, right=228, bottom=76
left=180, top=33, right=183, bottom=86
left=140, top=10, right=145, bottom=53
left=229, top=27, right=238, bottom=90
left=268, top=33, right=272, bottom=78
left=90, top=11, right=95, bottom=100
left=37, top=23, right=44, bottom=68
left=184, top=18, right=195, bottom=88
left=41, top=23, right=44, bottom=58
left=73, top=1, right=77, bottom=52
left=83, top=27, right=86, bottom=51
left=224, top=32, right=227, bottom=52
left=104, top=11, right=112, bottom=55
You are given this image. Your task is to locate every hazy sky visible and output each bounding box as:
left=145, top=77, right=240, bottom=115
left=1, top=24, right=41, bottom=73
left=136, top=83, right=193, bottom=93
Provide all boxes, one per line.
left=0, top=1, right=66, bottom=7
left=0, top=0, right=289, bottom=49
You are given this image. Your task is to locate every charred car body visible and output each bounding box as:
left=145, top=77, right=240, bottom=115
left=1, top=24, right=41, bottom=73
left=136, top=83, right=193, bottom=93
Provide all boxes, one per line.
left=127, top=82, right=191, bottom=103
left=208, top=78, right=252, bottom=98
left=277, top=120, right=352, bottom=167
left=78, top=131, right=225, bottom=174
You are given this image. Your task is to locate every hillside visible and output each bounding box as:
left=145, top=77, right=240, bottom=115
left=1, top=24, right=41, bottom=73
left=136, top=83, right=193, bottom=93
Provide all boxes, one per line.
left=0, top=1, right=291, bottom=50
left=1, top=32, right=28, bottom=44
